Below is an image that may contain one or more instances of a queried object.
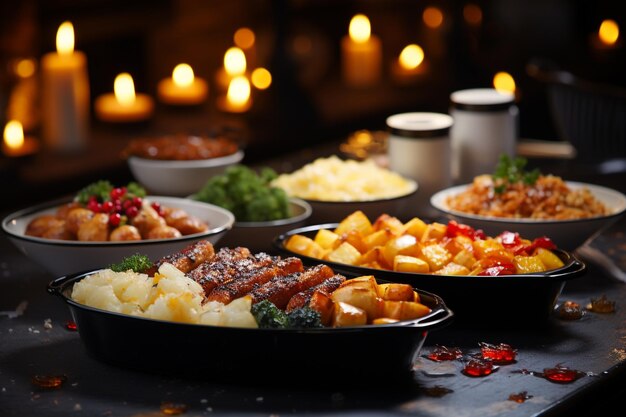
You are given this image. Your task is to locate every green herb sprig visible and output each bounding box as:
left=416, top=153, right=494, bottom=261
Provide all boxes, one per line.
left=492, top=154, right=541, bottom=194
left=109, top=254, right=153, bottom=273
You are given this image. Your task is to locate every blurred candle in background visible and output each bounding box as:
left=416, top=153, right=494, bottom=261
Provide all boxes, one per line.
left=493, top=71, right=517, bottom=96
left=596, top=19, right=620, bottom=48
left=218, top=75, right=252, bottom=113
left=40, top=21, right=89, bottom=153
left=157, top=63, right=208, bottom=105
left=341, top=14, right=382, bottom=88
left=94, top=73, right=154, bottom=122
left=7, top=58, right=39, bottom=132
left=391, top=44, right=426, bottom=84
left=2, top=120, right=39, bottom=157
left=234, top=27, right=257, bottom=69
left=216, top=47, right=247, bottom=91
left=251, top=67, right=272, bottom=90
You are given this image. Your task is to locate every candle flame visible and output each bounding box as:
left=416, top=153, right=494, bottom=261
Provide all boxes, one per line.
left=599, top=19, right=619, bottom=45
left=251, top=68, right=272, bottom=89
left=4, top=120, right=24, bottom=150
left=349, top=14, right=371, bottom=43
left=423, top=7, right=444, bottom=29
left=224, top=47, right=247, bottom=76
left=114, top=73, right=136, bottom=106
left=234, top=27, right=255, bottom=49
left=56, top=21, right=75, bottom=56
left=227, top=75, right=251, bottom=107
left=399, top=44, right=424, bottom=70
left=172, top=63, right=194, bottom=87
left=493, top=71, right=516, bottom=94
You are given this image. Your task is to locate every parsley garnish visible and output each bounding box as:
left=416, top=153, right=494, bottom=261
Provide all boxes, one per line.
left=492, top=154, right=541, bottom=194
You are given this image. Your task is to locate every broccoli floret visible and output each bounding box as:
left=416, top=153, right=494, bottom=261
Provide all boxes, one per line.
left=109, top=253, right=154, bottom=273
left=76, top=180, right=114, bottom=204
left=251, top=300, right=288, bottom=328
left=286, top=307, right=323, bottom=328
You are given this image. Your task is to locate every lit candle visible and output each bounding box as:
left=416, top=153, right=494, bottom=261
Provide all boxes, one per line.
left=215, top=47, right=247, bottom=92
left=493, top=71, right=517, bottom=96
left=2, top=120, right=39, bottom=157
left=217, top=75, right=252, bottom=113
left=592, top=19, right=620, bottom=49
left=341, top=14, right=382, bottom=88
left=391, top=44, right=426, bottom=84
left=234, top=27, right=257, bottom=69
left=95, top=73, right=154, bottom=122
left=40, top=21, right=89, bottom=153
left=251, top=67, right=272, bottom=90
left=157, top=63, right=208, bottom=105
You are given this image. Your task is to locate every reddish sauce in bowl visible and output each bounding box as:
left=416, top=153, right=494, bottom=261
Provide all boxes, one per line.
left=123, top=134, right=238, bottom=161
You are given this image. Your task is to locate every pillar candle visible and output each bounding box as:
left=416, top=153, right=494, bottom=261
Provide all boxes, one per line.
left=341, top=14, right=382, bottom=88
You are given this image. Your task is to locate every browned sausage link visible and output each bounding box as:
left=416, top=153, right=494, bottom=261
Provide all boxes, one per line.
left=285, top=274, right=346, bottom=312
left=188, top=250, right=273, bottom=295
left=152, top=239, right=215, bottom=274
left=250, top=264, right=335, bottom=309
left=207, top=257, right=303, bottom=304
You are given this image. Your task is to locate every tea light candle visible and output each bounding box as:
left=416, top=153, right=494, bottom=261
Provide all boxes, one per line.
left=95, top=73, right=154, bottom=122
left=217, top=75, right=252, bottom=113
left=215, top=47, right=247, bottom=92
left=591, top=19, right=620, bottom=50
left=391, top=44, right=426, bottom=84
left=157, top=63, right=208, bottom=105
left=40, top=21, right=89, bottom=153
left=341, top=14, right=381, bottom=87
left=2, top=120, right=39, bottom=157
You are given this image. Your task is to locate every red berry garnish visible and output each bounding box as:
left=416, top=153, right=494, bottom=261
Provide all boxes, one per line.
left=126, top=206, right=139, bottom=218
left=123, top=199, right=134, bottom=210
left=87, top=200, right=101, bottom=213
left=110, top=187, right=126, bottom=199
left=132, top=196, right=143, bottom=207
left=151, top=202, right=164, bottom=216
left=109, top=213, right=121, bottom=226
left=101, top=201, right=114, bottom=213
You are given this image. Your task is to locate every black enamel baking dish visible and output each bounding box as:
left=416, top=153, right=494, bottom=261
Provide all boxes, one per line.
left=48, top=270, right=453, bottom=386
left=274, top=223, right=587, bottom=327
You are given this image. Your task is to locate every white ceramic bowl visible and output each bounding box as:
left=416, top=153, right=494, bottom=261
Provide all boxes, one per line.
left=210, top=198, right=312, bottom=253
left=303, top=179, right=419, bottom=224
left=2, top=196, right=235, bottom=276
left=127, top=150, right=244, bottom=196
left=430, top=182, right=626, bottom=250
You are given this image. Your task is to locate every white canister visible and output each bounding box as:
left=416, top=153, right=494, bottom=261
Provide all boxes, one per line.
left=450, top=88, right=518, bottom=184
left=386, top=112, right=453, bottom=217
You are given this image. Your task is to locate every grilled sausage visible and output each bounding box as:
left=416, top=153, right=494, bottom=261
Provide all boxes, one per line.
left=250, top=264, right=334, bottom=309
left=152, top=239, right=215, bottom=274
left=285, top=274, right=346, bottom=312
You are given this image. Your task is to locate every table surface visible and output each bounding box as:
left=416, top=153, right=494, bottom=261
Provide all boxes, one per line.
left=2, top=148, right=626, bottom=417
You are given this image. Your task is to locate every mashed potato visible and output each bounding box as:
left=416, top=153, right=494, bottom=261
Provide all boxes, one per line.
left=272, top=156, right=415, bottom=201
left=71, top=263, right=257, bottom=328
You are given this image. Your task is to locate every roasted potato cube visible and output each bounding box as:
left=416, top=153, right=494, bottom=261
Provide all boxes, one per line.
left=382, top=300, right=431, bottom=321
left=393, top=255, right=430, bottom=273
left=362, top=229, right=394, bottom=251
left=359, top=246, right=384, bottom=266
left=372, top=214, right=405, bottom=235
left=420, top=244, right=452, bottom=271
left=334, top=210, right=373, bottom=236
left=382, top=235, right=419, bottom=266
left=434, top=262, right=471, bottom=276
left=314, top=229, right=340, bottom=250
left=327, top=242, right=362, bottom=265
left=338, top=230, right=368, bottom=254
left=337, top=275, right=378, bottom=293
left=285, top=235, right=326, bottom=259
left=377, top=283, right=415, bottom=301
left=473, top=239, right=513, bottom=263
left=309, top=290, right=335, bottom=326
left=332, top=302, right=368, bottom=327
left=514, top=255, right=546, bottom=274
left=420, top=223, right=447, bottom=242
left=536, top=248, right=564, bottom=270
left=452, top=249, right=477, bottom=269
left=331, top=284, right=382, bottom=320
left=403, top=217, right=428, bottom=240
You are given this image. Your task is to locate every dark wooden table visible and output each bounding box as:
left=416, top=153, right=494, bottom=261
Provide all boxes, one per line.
left=2, top=146, right=626, bottom=417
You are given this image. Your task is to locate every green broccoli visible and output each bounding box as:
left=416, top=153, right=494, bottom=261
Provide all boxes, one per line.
left=76, top=180, right=114, bottom=204
left=109, top=254, right=154, bottom=273
left=286, top=307, right=323, bottom=328
left=192, top=165, right=291, bottom=222
left=251, top=300, right=288, bottom=328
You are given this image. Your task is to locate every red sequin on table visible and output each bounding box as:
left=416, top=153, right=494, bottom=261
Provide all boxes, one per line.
left=426, top=345, right=463, bottom=362
left=462, top=358, right=496, bottom=377
left=65, top=321, right=77, bottom=331
left=555, top=301, right=584, bottom=320
left=32, top=375, right=67, bottom=389
left=542, top=365, right=585, bottom=383
left=160, top=402, right=188, bottom=415
left=479, top=342, right=517, bottom=364
left=508, top=391, right=533, bottom=403
left=587, top=295, right=616, bottom=313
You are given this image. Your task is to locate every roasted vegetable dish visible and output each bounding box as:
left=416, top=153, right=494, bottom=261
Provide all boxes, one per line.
left=25, top=180, right=208, bottom=241
left=284, top=210, right=566, bottom=276
left=71, top=240, right=432, bottom=328
left=122, top=134, right=238, bottom=161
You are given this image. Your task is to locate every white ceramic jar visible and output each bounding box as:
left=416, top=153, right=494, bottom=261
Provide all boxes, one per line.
left=450, top=88, right=518, bottom=184
left=386, top=112, right=454, bottom=217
